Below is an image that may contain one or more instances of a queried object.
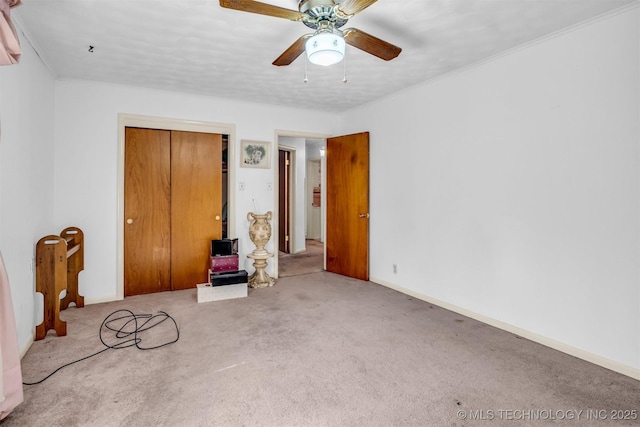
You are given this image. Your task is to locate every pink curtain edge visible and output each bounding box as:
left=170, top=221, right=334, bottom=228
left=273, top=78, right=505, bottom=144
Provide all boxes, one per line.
left=0, top=250, right=24, bottom=420
left=0, top=0, right=22, bottom=66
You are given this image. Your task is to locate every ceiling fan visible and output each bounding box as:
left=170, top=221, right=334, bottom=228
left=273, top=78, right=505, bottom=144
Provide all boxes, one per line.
left=219, top=0, right=401, bottom=67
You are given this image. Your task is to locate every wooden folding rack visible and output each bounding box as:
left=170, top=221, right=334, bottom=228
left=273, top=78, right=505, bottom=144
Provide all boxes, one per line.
left=35, top=226, right=84, bottom=340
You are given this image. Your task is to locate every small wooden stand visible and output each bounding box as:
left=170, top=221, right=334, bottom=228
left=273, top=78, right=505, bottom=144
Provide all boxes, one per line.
left=35, top=227, right=84, bottom=340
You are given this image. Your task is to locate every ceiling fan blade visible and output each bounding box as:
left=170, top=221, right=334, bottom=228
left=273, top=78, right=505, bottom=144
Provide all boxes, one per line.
left=335, top=0, right=378, bottom=17
left=273, top=34, right=312, bottom=66
left=219, top=0, right=303, bottom=21
left=343, top=28, right=401, bottom=61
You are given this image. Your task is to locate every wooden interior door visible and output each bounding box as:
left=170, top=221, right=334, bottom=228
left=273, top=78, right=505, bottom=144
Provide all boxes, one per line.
left=124, top=127, right=171, bottom=296
left=124, top=128, right=222, bottom=295
left=326, top=132, right=370, bottom=281
left=170, top=130, right=222, bottom=290
left=278, top=149, right=290, bottom=253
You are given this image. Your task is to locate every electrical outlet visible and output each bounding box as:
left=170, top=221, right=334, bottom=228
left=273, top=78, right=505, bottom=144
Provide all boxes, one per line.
left=393, top=264, right=398, bottom=274
left=266, top=182, right=272, bottom=191
left=239, top=182, right=245, bottom=191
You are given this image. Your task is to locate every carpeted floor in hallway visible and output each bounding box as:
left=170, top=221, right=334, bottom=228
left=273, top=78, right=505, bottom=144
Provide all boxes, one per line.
left=278, top=239, right=323, bottom=277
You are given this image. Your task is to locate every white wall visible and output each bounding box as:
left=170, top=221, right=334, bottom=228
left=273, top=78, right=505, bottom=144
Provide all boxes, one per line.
left=340, top=6, right=640, bottom=376
left=53, top=80, right=340, bottom=303
left=0, top=34, right=56, bottom=352
left=305, top=141, right=324, bottom=242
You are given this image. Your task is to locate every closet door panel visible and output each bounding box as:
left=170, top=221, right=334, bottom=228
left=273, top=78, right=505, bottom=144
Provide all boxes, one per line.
left=170, top=131, right=222, bottom=290
left=124, top=128, right=172, bottom=296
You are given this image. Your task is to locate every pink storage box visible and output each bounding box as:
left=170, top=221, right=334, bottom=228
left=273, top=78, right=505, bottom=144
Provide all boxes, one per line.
left=210, top=254, right=239, bottom=273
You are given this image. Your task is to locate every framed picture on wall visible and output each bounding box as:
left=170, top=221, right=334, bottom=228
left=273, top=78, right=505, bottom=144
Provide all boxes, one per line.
left=240, top=140, right=271, bottom=169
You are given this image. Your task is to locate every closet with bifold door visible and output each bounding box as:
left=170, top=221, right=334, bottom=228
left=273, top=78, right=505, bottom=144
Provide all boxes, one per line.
left=124, top=127, right=223, bottom=296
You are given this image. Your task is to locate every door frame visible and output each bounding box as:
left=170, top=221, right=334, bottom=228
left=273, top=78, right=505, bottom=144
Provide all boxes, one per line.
left=274, top=130, right=330, bottom=278
left=117, top=114, right=236, bottom=300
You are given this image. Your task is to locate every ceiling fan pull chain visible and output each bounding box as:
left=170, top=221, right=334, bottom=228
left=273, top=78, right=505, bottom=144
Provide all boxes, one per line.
left=343, top=54, right=348, bottom=84
left=304, top=54, right=309, bottom=83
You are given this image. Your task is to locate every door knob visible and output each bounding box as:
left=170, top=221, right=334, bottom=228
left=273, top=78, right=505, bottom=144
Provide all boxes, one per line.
left=126, top=218, right=134, bottom=224
left=215, top=215, right=221, bottom=221
left=358, top=213, right=369, bottom=218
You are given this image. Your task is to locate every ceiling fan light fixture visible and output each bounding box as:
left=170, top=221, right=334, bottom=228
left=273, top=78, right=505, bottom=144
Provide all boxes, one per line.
left=305, top=31, right=345, bottom=66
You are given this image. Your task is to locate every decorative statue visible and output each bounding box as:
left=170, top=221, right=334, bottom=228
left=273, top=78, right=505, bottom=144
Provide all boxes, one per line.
left=247, top=211, right=275, bottom=288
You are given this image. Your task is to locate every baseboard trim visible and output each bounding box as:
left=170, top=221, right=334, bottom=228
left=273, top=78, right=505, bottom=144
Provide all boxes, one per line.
left=85, top=295, right=119, bottom=305
left=371, top=277, right=640, bottom=381
left=20, top=332, right=34, bottom=359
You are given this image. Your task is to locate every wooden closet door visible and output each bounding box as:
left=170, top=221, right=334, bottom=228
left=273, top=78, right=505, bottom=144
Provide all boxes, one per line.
left=170, top=130, right=222, bottom=290
left=124, top=128, right=171, bottom=296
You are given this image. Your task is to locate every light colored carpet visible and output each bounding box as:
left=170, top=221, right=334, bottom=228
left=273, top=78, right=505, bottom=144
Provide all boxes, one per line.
left=4, top=272, right=640, bottom=426
left=278, top=239, right=323, bottom=278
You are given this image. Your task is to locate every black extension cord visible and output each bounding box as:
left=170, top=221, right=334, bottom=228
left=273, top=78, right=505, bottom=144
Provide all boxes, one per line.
left=22, top=309, right=179, bottom=385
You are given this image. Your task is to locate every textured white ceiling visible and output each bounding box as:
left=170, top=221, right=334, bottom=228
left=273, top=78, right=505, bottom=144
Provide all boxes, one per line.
left=13, top=0, right=636, bottom=112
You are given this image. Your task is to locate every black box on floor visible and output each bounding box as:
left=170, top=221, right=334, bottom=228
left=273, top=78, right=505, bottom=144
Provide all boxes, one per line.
left=211, top=238, right=238, bottom=256
left=209, top=269, right=248, bottom=286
